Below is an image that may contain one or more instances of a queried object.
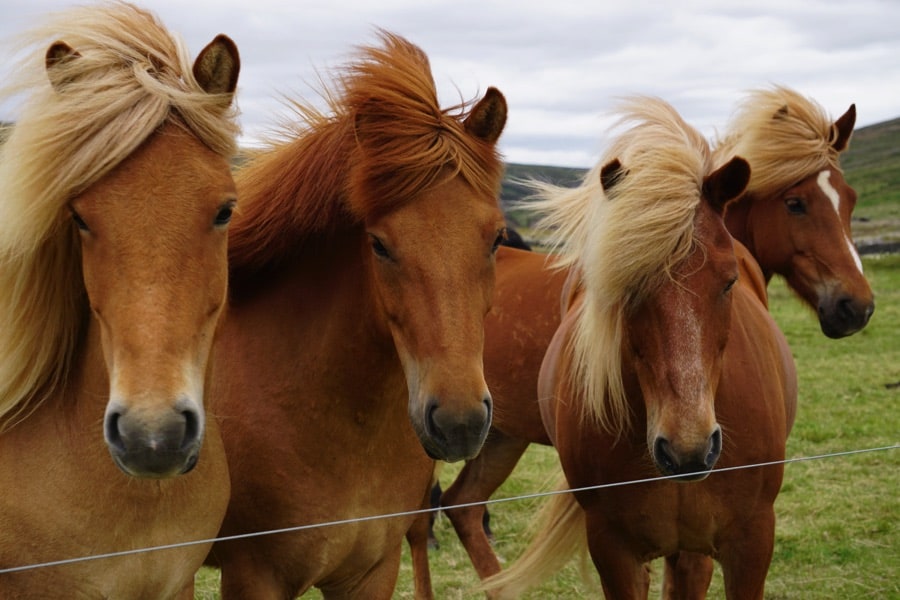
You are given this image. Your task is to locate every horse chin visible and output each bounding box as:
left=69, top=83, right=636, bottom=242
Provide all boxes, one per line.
left=664, top=468, right=713, bottom=483
left=818, top=313, right=871, bottom=339
left=109, top=446, right=201, bottom=479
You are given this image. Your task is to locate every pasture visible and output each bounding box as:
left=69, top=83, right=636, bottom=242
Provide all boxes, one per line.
left=193, top=253, right=898, bottom=597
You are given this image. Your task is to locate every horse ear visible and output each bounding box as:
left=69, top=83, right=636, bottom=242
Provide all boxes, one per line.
left=599, top=158, right=625, bottom=193
left=193, top=34, right=240, bottom=97
left=464, top=87, right=507, bottom=144
left=831, top=104, right=856, bottom=153
left=45, top=41, right=81, bottom=91
left=703, top=156, right=751, bottom=213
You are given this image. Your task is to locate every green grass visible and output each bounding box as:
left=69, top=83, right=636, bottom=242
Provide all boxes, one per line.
left=196, top=255, right=899, bottom=598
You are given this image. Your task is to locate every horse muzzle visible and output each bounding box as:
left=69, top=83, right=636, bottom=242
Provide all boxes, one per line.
left=818, top=293, right=875, bottom=338
left=414, top=394, right=492, bottom=463
left=652, top=426, right=722, bottom=481
left=104, top=397, right=204, bottom=478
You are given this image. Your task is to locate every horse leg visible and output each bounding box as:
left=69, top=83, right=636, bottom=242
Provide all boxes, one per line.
left=660, top=551, right=714, bottom=599
left=717, top=510, right=775, bottom=600
left=407, top=486, right=436, bottom=600
left=584, top=512, right=650, bottom=600
left=441, top=431, right=530, bottom=579
left=428, top=480, right=442, bottom=549
left=482, top=502, right=494, bottom=543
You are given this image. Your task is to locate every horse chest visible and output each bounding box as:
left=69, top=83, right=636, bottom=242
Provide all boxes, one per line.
left=0, top=411, right=227, bottom=597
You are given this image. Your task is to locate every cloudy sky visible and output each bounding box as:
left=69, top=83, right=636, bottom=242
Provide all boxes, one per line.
left=2, top=0, right=898, bottom=168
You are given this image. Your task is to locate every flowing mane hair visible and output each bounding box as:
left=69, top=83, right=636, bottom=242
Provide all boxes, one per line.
left=713, top=85, right=844, bottom=198
left=227, top=30, right=505, bottom=279
left=526, top=97, right=713, bottom=434
left=0, top=1, right=240, bottom=428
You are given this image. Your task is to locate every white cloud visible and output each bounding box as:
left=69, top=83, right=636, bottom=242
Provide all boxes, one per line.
left=1, top=0, right=897, bottom=167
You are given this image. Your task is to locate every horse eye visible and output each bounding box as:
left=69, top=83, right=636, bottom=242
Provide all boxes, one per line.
left=785, top=197, right=806, bottom=215
left=492, top=228, right=507, bottom=253
left=214, top=201, right=235, bottom=227
left=724, top=277, right=738, bottom=294
left=369, top=234, right=390, bottom=260
left=70, top=208, right=89, bottom=232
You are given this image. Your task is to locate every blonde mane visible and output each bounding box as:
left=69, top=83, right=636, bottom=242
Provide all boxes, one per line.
left=528, top=97, right=713, bottom=433
left=0, top=1, right=240, bottom=428
left=227, top=30, right=504, bottom=278
left=713, top=85, right=843, bottom=198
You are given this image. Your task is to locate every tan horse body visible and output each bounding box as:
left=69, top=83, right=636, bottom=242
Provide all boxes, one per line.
left=0, top=3, right=239, bottom=597
left=206, top=33, right=507, bottom=598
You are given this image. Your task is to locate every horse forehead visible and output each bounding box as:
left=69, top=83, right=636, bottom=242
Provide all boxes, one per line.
left=694, top=202, right=736, bottom=259
left=378, top=175, right=502, bottom=235
left=816, top=168, right=844, bottom=215
left=84, top=125, right=233, bottom=215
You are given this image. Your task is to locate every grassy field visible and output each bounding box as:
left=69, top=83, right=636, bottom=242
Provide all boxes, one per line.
left=196, top=254, right=898, bottom=597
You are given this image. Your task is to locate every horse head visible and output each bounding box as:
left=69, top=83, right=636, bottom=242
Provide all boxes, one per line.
left=58, top=35, right=240, bottom=478
left=610, top=155, right=750, bottom=479
left=353, top=85, right=508, bottom=462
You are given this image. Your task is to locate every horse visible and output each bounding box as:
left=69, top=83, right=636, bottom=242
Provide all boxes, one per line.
left=429, top=86, right=873, bottom=588
left=0, top=2, right=240, bottom=597
left=481, top=96, right=797, bottom=599
left=204, top=31, right=507, bottom=598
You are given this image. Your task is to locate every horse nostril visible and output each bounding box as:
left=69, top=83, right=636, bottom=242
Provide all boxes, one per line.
left=653, top=437, right=678, bottom=474
left=104, top=409, right=125, bottom=453
left=706, top=427, right=723, bottom=469
left=836, top=297, right=855, bottom=321
left=424, top=400, right=445, bottom=444
left=180, top=408, right=200, bottom=452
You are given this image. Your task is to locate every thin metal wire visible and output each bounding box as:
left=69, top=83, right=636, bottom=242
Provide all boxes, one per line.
left=0, top=443, right=896, bottom=575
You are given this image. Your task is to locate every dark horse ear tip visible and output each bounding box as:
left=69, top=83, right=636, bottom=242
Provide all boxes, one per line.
left=484, top=86, right=505, bottom=102
left=464, top=87, right=507, bottom=144
left=599, top=158, right=625, bottom=193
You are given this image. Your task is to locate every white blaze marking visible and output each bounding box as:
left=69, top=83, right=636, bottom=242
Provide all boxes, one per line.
left=817, top=169, right=864, bottom=273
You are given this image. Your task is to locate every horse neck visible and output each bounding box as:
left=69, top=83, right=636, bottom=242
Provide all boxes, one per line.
left=724, top=193, right=774, bottom=282
left=232, top=227, right=402, bottom=382
left=228, top=120, right=354, bottom=281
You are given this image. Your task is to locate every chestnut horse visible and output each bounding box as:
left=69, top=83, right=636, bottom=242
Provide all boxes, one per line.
left=205, top=32, right=507, bottom=598
left=431, top=86, right=872, bottom=588
left=0, top=3, right=239, bottom=597
left=482, top=97, right=797, bottom=599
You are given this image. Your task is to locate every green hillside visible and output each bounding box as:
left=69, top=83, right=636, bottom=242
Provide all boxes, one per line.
left=842, top=117, right=900, bottom=250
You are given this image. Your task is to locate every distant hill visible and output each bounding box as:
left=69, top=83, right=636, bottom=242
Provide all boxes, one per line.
left=499, top=163, right=585, bottom=228
left=842, top=117, right=900, bottom=209
left=841, top=117, right=900, bottom=252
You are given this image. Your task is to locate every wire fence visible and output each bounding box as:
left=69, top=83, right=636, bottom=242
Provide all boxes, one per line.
left=1, top=443, right=896, bottom=575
